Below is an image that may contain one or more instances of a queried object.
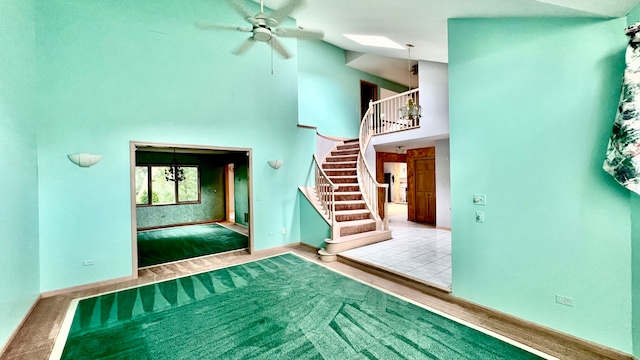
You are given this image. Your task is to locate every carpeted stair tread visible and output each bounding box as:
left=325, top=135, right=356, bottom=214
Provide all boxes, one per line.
left=325, top=169, right=357, bottom=176
left=339, top=219, right=377, bottom=236
left=335, top=185, right=360, bottom=192
left=332, top=200, right=367, bottom=211
left=335, top=209, right=371, bottom=215
left=333, top=200, right=366, bottom=205
left=331, top=149, right=359, bottom=156
left=338, top=219, right=376, bottom=226
left=322, top=162, right=357, bottom=169
left=334, top=192, right=363, bottom=201
left=335, top=210, right=372, bottom=222
left=327, top=152, right=359, bottom=158
left=329, top=176, right=358, bottom=184
left=325, top=155, right=358, bottom=162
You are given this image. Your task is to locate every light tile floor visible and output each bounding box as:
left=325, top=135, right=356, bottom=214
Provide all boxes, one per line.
left=341, top=212, right=452, bottom=289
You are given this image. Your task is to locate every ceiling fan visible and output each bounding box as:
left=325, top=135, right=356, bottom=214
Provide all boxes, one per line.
left=196, top=0, right=324, bottom=59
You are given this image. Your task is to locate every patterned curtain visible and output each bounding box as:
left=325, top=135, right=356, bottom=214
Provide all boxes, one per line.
left=603, top=23, right=640, bottom=195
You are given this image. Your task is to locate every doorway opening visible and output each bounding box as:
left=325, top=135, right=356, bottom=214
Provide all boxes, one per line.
left=129, top=142, right=253, bottom=272
left=360, top=80, right=379, bottom=120
left=384, top=161, right=408, bottom=217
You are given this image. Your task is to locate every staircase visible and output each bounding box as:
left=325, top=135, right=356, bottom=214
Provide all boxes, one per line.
left=317, top=140, right=391, bottom=261
left=302, top=88, right=421, bottom=262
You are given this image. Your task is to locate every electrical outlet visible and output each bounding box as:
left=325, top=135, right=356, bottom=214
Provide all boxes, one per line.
left=83, top=259, right=95, bottom=266
left=281, top=228, right=286, bottom=235
left=475, top=211, right=485, bottom=223
left=555, top=295, right=574, bottom=307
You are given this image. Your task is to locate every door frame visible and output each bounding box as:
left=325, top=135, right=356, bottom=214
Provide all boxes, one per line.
left=129, top=141, right=254, bottom=276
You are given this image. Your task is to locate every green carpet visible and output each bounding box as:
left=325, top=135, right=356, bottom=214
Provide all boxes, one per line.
left=137, top=223, right=248, bottom=267
left=58, top=254, right=545, bottom=359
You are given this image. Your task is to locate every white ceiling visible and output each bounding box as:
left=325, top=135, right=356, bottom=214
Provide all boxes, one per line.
left=256, top=0, right=640, bottom=85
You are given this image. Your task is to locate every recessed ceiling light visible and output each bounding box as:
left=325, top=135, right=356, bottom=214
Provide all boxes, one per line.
left=342, top=34, right=404, bottom=49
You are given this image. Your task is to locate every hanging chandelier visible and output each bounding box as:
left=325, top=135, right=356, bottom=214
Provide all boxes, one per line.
left=165, top=147, right=185, bottom=182
left=398, top=44, right=422, bottom=122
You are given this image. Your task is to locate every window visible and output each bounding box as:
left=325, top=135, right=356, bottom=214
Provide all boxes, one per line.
left=135, top=165, right=200, bottom=206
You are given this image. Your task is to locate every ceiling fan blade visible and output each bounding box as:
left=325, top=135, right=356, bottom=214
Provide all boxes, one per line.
left=273, top=27, right=323, bottom=40
left=195, top=22, right=251, bottom=32
left=269, top=0, right=305, bottom=25
left=229, top=0, right=254, bottom=20
left=269, top=37, right=291, bottom=59
left=232, top=38, right=257, bottom=56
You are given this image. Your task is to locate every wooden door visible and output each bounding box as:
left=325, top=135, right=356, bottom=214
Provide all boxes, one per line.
left=415, top=158, right=436, bottom=224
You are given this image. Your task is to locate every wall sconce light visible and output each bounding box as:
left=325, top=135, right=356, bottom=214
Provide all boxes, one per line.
left=68, top=153, right=102, bottom=167
left=267, top=160, right=283, bottom=169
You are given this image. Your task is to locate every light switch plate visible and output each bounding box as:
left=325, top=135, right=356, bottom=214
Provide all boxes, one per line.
left=475, top=211, right=485, bottom=223
left=473, top=194, right=486, bottom=206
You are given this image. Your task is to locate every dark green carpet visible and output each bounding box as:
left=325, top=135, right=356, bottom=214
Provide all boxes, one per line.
left=60, top=254, right=544, bottom=360
left=137, top=223, right=248, bottom=267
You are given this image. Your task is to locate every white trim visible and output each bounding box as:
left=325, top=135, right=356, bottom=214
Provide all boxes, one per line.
left=49, top=299, right=78, bottom=360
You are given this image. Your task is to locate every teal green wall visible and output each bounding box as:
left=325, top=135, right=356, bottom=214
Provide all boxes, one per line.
left=299, top=191, right=331, bottom=248
left=35, top=0, right=313, bottom=292
left=135, top=152, right=225, bottom=229
left=0, top=0, right=40, bottom=347
left=234, top=160, right=249, bottom=227
left=449, top=18, right=632, bottom=353
left=627, top=6, right=640, bottom=357
left=629, top=4, right=640, bottom=25
left=297, top=40, right=407, bottom=138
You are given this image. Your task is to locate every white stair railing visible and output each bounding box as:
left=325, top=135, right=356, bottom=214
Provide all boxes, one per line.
left=357, top=152, right=388, bottom=229
left=362, top=88, right=420, bottom=138
left=312, top=154, right=338, bottom=239
left=358, top=88, right=420, bottom=227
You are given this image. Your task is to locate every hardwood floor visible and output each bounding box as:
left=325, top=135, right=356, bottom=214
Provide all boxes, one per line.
left=0, top=245, right=632, bottom=360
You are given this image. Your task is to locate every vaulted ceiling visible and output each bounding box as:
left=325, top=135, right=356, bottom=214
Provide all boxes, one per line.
left=257, top=0, right=640, bottom=85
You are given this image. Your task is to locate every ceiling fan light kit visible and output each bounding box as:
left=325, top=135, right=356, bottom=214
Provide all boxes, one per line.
left=253, top=27, right=272, bottom=42
left=196, top=0, right=324, bottom=59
